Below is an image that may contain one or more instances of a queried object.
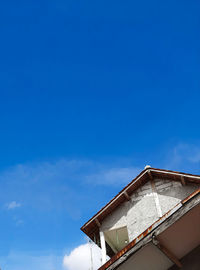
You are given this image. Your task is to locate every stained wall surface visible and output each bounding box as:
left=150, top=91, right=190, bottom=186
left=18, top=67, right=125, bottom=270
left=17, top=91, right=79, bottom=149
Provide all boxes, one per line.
left=155, top=178, right=196, bottom=215
left=100, top=179, right=197, bottom=242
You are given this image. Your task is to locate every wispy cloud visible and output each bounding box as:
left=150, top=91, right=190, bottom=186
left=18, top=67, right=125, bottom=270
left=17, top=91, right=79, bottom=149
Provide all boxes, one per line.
left=86, top=166, right=140, bottom=186
left=164, top=142, right=200, bottom=174
left=0, top=160, right=90, bottom=223
left=0, top=159, right=139, bottom=221
left=6, top=201, right=21, bottom=210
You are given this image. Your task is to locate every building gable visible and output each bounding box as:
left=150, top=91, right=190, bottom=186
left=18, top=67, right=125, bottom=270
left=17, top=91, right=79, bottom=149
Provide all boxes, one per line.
left=99, top=178, right=197, bottom=256
left=81, top=168, right=200, bottom=260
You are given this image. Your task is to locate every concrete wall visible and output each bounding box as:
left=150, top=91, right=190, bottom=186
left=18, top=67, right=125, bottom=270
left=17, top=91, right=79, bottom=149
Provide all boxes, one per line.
left=100, top=179, right=197, bottom=243
left=155, top=178, right=196, bottom=216
left=101, top=181, right=159, bottom=241
left=127, top=181, right=158, bottom=241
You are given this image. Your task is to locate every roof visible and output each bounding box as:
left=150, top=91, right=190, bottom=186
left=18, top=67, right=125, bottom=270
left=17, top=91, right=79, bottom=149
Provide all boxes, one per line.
left=98, top=188, right=200, bottom=270
left=81, top=167, right=200, bottom=240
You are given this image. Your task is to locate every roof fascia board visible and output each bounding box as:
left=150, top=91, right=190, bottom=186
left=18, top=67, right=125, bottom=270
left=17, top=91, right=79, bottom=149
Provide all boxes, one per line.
left=151, top=169, right=200, bottom=180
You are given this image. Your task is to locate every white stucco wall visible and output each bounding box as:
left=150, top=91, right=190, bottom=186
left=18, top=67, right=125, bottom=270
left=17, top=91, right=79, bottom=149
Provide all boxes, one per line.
left=155, top=178, right=196, bottom=215
left=101, top=181, right=159, bottom=241
left=127, top=181, right=158, bottom=241
left=100, top=179, right=198, bottom=244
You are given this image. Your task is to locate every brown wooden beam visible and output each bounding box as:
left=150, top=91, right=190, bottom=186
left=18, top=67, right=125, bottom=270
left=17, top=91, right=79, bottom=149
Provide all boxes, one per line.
left=152, top=235, right=182, bottom=268
left=147, top=169, right=153, bottom=180
left=124, top=191, right=131, bottom=201
left=95, top=218, right=101, bottom=228
left=181, top=176, right=186, bottom=186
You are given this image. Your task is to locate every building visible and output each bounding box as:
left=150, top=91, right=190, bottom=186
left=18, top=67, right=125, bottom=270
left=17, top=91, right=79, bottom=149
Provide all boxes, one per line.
left=81, top=167, right=200, bottom=270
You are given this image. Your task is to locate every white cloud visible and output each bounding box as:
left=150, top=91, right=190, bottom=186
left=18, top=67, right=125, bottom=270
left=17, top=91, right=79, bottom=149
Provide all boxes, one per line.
left=164, top=143, right=200, bottom=173
left=63, top=242, right=102, bottom=270
left=86, top=167, right=140, bottom=186
left=7, top=201, right=21, bottom=210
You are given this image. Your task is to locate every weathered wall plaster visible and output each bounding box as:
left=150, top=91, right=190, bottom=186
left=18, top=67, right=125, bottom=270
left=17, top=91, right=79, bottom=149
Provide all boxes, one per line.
left=100, top=178, right=198, bottom=245
left=155, top=178, right=197, bottom=215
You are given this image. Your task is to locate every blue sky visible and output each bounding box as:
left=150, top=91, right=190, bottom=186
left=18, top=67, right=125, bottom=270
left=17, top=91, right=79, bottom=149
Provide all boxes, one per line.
left=0, top=0, right=200, bottom=269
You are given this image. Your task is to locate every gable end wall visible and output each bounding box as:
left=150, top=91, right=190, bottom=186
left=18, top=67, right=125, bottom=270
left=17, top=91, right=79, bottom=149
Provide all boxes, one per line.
left=100, top=179, right=198, bottom=243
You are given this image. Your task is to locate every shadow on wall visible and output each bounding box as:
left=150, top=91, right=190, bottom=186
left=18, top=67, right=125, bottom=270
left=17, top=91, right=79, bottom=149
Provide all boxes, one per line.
left=169, top=245, right=200, bottom=270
